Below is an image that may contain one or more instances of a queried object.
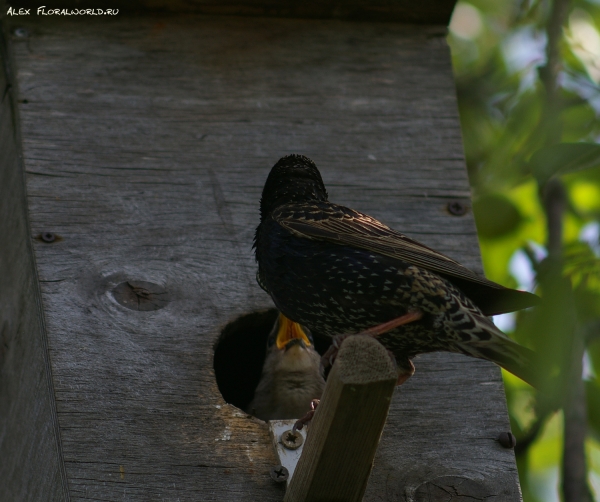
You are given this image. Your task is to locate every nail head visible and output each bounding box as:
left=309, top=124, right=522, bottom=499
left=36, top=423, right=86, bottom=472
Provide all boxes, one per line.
left=40, top=232, right=56, bottom=243
left=497, top=432, right=517, bottom=449
left=447, top=202, right=468, bottom=216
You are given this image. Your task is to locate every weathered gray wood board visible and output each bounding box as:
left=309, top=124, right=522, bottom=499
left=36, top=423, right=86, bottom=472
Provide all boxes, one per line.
left=4, top=13, right=521, bottom=501
left=286, top=335, right=398, bottom=502
left=0, top=20, right=69, bottom=501
left=9, top=0, right=456, bottom=24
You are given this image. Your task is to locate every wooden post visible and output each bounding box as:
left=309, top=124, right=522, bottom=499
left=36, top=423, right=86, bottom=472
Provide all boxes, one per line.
left=285, top=336, right=397, bottom=502
left=0, top=16, right=69, bottom=501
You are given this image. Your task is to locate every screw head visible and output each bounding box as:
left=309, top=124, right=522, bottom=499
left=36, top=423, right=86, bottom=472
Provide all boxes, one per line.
left=497, top=432, right=517, bottom=449
left=447, top=201, right=468, bottom=216
left=281, top=429, right=303, bottom=450
left=270, top=465, right=289, bottom=483
left=40, top=232, right=56, bottom=243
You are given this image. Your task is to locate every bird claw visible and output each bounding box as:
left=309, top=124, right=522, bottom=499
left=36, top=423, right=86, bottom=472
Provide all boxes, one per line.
left=292, top=399, right=320, bottom=432
left=320, top=334, right=350, bottom=371
left=395, top=357, right=415, bottom=386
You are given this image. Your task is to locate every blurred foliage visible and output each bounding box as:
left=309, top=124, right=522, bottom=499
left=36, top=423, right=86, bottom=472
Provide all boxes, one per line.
left=528, top=142, right=600, bottom=182
left=473, top=193, right=525, bottom=238
left=448, top=0, right=600, bottom=500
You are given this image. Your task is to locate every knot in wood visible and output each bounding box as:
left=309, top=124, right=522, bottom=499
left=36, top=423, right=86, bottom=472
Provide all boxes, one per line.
left=415, top=476, right=491, bottom=501
left=112, top=280, right=170, bottom=311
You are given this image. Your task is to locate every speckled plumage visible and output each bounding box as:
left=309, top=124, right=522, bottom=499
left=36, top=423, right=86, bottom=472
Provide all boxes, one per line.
left=254, top=155, right=541, bottom=386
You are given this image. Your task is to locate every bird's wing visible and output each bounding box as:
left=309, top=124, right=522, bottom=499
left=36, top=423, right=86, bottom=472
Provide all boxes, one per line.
left=274, top=203, right=505, bottom=290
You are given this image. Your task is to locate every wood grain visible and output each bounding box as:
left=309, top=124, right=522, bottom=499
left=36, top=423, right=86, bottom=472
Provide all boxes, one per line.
left=0, top=11, right=69, bottom=501
left=285, top=335, right=397, bottom=502
left=5, top=13, right=521, bottom=501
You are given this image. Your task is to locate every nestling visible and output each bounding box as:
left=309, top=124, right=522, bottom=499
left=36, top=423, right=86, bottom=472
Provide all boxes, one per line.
left=254, top=154, right=542, bottom=387
left=247, top=313, right=325, bottom=421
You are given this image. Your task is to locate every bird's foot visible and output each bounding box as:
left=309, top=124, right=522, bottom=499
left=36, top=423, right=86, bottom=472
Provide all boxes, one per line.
left=396, top=358, right=415, bottom=386
left=380, top=349, right=415, bottom=386
left=292, top=399, right=320, bottom=432
left=321, top=334, right=351, bottom=370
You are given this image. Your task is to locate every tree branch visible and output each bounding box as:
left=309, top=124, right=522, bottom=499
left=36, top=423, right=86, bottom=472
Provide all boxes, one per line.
left=536, top=1, right=594, bottom=501
left=538, top=0, right=571, bottom=144
left=541, top=178, right=567, bottom=257
left=515, top=410, right=555, bottom=457
left=562, top=326, right=593, bottom=502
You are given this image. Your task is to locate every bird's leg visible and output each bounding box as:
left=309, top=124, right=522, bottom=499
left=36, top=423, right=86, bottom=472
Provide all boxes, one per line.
left=298, top=315, right=420, bottom=432
left=292, top=399, right=320, bottom=432
left=359, top=309, right=424, bottom=337
left=321, top=309, right=423, bottom=370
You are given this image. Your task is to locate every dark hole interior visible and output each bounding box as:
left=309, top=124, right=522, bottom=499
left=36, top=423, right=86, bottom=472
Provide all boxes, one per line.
left=213, top=308, right=331, bottom=413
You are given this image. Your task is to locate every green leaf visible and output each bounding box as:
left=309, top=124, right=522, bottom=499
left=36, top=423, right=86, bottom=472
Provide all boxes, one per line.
left=586, top=379, right=600, bottom=440
left=514, top=262, right=577, bottom=402
left=564, top=242, right=600, bottom=302
left=528, top=143, right=600, bottom=183
left=588, top=338, right=600, bottom=386
left=473, top=193, right=524, bottom=238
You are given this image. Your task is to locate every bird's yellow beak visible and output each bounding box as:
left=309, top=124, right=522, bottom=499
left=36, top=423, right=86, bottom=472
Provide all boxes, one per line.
left=275, top=313, right=312, bottom=350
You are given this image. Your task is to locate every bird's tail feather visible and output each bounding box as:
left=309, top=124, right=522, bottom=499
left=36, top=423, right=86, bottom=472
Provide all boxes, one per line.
left=473, top=338, right=542, bottom=388
left=458, top=316, right=544, bottom=389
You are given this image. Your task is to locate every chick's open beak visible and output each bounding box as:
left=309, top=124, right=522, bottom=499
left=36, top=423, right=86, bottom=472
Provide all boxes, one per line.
left=275, top=313, right=312, bottom=350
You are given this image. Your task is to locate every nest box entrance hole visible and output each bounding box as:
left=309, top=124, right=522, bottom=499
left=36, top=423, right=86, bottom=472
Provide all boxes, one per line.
left=213, top=309, right=330, bottom=415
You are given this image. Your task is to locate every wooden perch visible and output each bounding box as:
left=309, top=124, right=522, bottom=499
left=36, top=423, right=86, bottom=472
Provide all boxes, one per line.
left=284, top=336, right=397, bottom=502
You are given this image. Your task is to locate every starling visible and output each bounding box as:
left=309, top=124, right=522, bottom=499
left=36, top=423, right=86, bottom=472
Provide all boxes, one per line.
left=247, top=313, right=325, bottom=421
left=254, top=154, right=542, bottom=387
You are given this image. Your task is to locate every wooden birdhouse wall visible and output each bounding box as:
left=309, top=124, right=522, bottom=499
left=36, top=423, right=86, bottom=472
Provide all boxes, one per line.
left=0, top=2, right=522, bottom=500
